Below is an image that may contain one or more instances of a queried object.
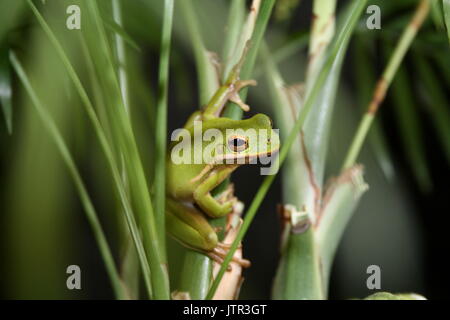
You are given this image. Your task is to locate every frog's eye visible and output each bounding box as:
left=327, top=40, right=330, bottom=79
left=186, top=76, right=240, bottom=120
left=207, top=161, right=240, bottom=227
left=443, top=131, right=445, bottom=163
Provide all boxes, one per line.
left=228, top=135, right=248, bottom=153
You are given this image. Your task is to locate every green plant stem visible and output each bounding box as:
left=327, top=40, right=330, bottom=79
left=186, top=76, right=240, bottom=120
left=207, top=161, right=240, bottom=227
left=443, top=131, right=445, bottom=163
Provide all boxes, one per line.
left=179, top=0, right=218, bottom=105
left=206, top=0, right=367, bottom=299
left=176, top=0, right=220, bottom=300
left=112, top=0, right=130, bottom=114
left=342, top=0, right=431, bottom=170
left=85, top=0, right=170, bottom=299
left=221, top=0, right=246, bottom=82
left=154, top=0, right=174, bottom=266
left=26, top=0, right=154, bottom=298
left=223, top=0, right=275, bottom=119
left=444, top=0, right=450, bottom=42
left=10, top=51, right=127, bottom=300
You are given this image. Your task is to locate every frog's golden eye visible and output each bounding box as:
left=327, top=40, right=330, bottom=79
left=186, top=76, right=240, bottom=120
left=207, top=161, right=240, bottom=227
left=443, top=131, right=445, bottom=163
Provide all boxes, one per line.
left=228, top=135, right=248, bottom=153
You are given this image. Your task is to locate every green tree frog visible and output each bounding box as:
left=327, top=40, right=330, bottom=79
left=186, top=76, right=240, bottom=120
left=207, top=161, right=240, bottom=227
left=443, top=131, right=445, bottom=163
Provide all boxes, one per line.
left=165, top=64, right=280, bottom=266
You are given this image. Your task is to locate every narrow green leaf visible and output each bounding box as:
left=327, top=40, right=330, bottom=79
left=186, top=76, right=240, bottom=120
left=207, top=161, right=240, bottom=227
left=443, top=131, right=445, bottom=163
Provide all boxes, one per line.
left=354, top=37, right=395, bottom=180
left=443, top=0, right=450, bottom=42
left=154, top=0, right=174, bottom=272
left=104, top=18, right=141, bottom=52
left=414, top=52, right=450, bottom=165
left=221, top=0, right=246, bottom=82
left=84, top=0, right=170, bottom=299
left=431, top=0, right=445, bottom=29
left=10, top=51, right=127, bottom=300
left=179, top=0, right=219, bottom=105
left=0, top=47, right=12, bottom=134
left=390, top=60, right=432, bottom=193
left=26, top=0, right=154, bottom=298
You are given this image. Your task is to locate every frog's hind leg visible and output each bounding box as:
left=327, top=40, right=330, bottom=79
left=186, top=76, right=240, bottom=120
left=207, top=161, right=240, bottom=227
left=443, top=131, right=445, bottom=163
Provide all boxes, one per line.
left=166, top=199, right=218, bottom=252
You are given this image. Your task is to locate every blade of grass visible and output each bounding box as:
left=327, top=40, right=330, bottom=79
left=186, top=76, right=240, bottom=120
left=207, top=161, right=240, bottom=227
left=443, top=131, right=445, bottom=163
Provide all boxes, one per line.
left=221, top=0, right=246, bottom=81
left=10, top=51, right=127, bottom=300
left=84, top=0, right=170, bottom=298
left=26, top=0, right=154, bottom=298
left=389, top=62, right=432, bottom=192
left=112, top=0, right=131, bottom=114
left=207, top=0, right=367, bottom=299
left=342, top=0, right=431, bottom=170
left=154, top=0, right=174, bottom=269
left=179, top=0, right=219, bottom=105
left=414, top=51, right=450, bottom=164
left=221, top=0, right=261, bottom=82
left=0, top=47, right=12, bottom=134
left=443, top=0, right=450, bottom=42
left=223, top=0, right=275, bottom=120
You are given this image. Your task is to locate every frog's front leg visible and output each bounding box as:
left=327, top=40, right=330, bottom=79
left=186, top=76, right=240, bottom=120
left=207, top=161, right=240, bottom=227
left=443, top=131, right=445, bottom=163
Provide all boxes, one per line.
left=201, top=79, right=257, bottom=120
left=193, top=165, right=238, bottom=218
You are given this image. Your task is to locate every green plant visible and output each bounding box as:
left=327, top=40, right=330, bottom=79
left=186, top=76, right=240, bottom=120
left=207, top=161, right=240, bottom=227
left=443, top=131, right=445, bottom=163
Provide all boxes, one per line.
left=1, top=0, right=448, bottom=300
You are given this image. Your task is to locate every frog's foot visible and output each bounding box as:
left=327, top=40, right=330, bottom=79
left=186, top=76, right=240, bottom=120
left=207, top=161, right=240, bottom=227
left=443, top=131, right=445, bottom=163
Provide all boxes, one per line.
left=217, top=242, right=242, bottom=250
left=212, top=246, right=251, bottom=269
left=229, top=80, right=257, bottom=112
left=208, top=252, right=232, bottom=271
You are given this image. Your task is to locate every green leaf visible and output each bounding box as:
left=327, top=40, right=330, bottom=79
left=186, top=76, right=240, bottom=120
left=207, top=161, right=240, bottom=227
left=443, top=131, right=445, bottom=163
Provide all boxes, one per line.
left=414, top=52, right=450, bottom=165
left=154, top=0, right=174, bottom=278
left=26, top=0, right=156, bottom=298
left=354, top=37, right=395, bottom=180
left=315, top=165, right=368, bottom=290
left=10, top=51, right=127, bottom=300
left=208, top=0, right=368, bottom=300
left=431, top=0, right=445, bottom=29
left=443, top=0, right=450, bottom=42
left=103, top=18, right=141, bottom=52
left=0, top=47, right=12, bottom=134
left=389, top=60, right=432, bottom=193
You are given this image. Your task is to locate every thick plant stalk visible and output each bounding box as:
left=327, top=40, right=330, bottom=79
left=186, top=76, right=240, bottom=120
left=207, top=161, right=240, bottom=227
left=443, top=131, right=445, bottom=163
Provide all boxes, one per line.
left=177, top=0, right=272, bottom=300
left=267, top=0, right=366, bottom=299
left=305, top=0, right=337, bottom=93
left=342, top=0, right=431, bottom=170
left=315, top=166, right=368, bottom=291
left=272, top=206, right=323, bottom=299
left=208, top=0, right=368, bottom=300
